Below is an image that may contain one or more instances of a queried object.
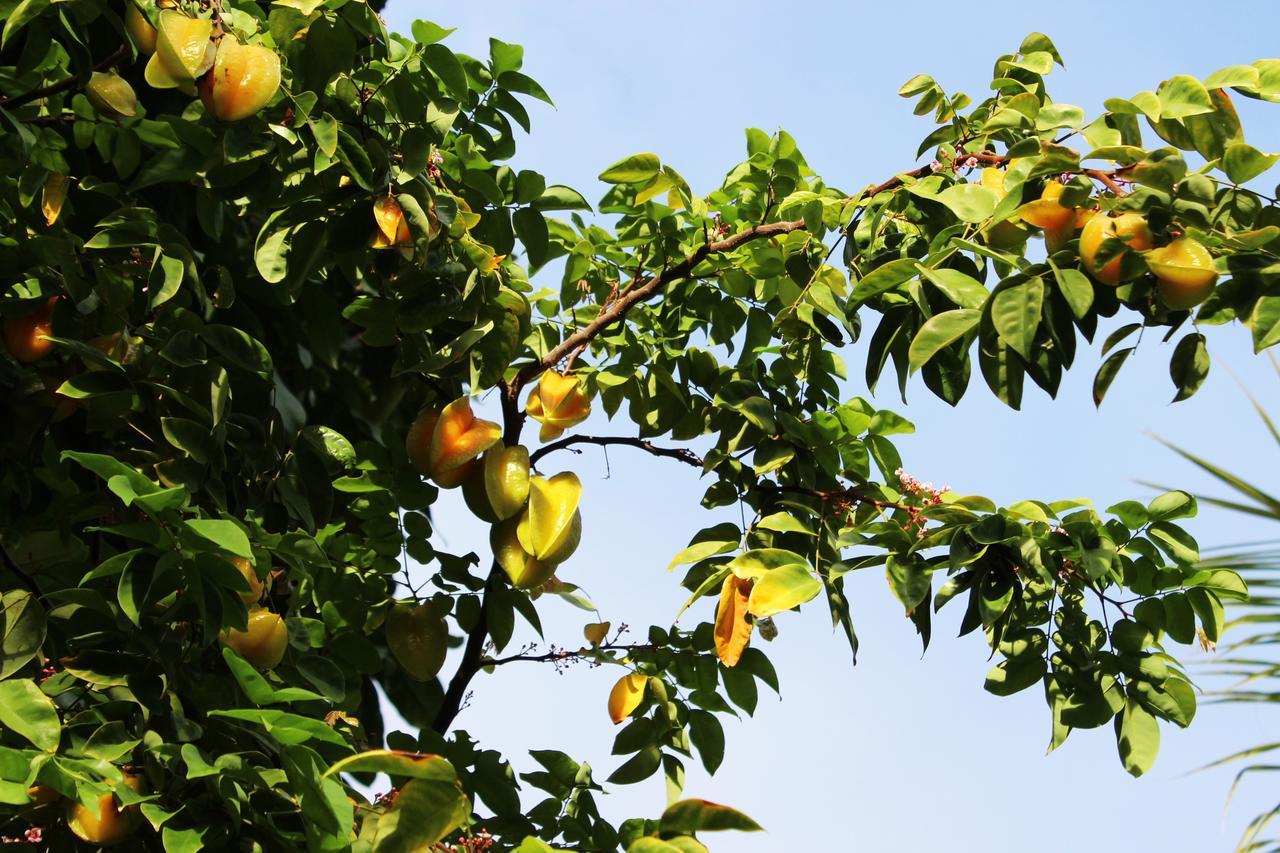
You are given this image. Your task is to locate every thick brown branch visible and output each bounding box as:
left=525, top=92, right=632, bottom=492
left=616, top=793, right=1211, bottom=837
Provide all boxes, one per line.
left=0, top=46, right=128, bottom=110
left=529, top=435, right=703, bottom=468
left=513, top=218, right=809, bottom=392
left=432, top=569, right=497, bottom=733
left=1084, top=167, right=1131, bottom=197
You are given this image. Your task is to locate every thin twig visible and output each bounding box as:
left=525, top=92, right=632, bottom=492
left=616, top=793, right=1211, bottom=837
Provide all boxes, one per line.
left=0, top=46, right=128, bottom=110
left=482, top=642, right=655, bottom=667
left=529, top=435, right=703, bottom=468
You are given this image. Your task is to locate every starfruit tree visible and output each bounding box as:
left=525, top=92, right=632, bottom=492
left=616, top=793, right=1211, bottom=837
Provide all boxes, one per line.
left=1, top=1, right=1278, bottom=849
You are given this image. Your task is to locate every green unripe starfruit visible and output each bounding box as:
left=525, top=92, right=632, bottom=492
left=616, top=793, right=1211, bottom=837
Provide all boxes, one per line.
left=491, top=517, right=556, bottom=590
left=385, top=601, right=449, bottom=681
left=464, top=445, right=531, bottom=522
left=125, top=2, right=157, bottom=54
left=144, top=10, right=214, bottom=93
left=85, top=71, right=138, bottom=118
left=516, top=472, right=583, bottom=564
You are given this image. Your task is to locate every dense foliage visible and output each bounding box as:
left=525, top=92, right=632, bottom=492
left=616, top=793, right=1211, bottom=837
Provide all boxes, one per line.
left=1, top=1, right=1278, bottom=849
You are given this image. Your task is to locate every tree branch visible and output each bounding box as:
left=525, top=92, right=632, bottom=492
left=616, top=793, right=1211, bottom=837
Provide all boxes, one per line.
left=512, top=218, right=809, bottom=393
left=429, top=144, right=1134, bottom=736
left=431, top=569, right=497, bottom=733
left=0, top=543, right=46, bottom=607
left=482, top=642, right=655, bottom=667
left=529, top=435, right=703, bottom=468
left=758, top=483, right=914, bottom=514
left=0, top=46, right=129, bottom=110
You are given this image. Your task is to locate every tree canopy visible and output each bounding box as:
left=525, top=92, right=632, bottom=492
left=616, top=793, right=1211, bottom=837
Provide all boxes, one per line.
left=1, top=2, right=1278, bottom=850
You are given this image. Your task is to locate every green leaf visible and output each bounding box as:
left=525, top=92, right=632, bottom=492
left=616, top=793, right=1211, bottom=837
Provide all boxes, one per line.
left=687, top=710, right=725, bottom=775
left=79, top=721, right=141, bottom=763
left=0, top=680, right=60, bottom=752
left=660, top=799, right=764, bottom=834
left=727, top=549, right=808, bottom=580
left=489, top=38, right=523, bottom=76
left=202, top=326, right=273, bottom=379
left=1147, top=489, right=1197, bottom=521
left=937, top=183, right=999, bottom=222
left=1116, top=698, right=1160, bottom=777
left=324, top=750, right=458, bottom=782
left=850, top=258, right=920, bottom=303
left=1222, top=142, right=1280, bottom=184
left=222, top=648, right=322, bottom=705
left=1148, top=521, right=1199, bottom=564
left=0, top=591, right=45, bottom=680
left=917, top=266, right=989, bottom=309
left=746, top=564, right=821, bottom=617
left=410, top=20, right=455, bottom=45
left=533, top=185, right=592, bottom=212
left=599, top=153, right=661, bottom=184
left=667, top=538, right=736, bottom=574
left=184, top=519, right=252, bottom=558
left=990, top=276, right=1045, bottom=360
left=206, top=709, right=350, bottom=749
left=608, top=745, right=661, bottom=784
left=1049, top=262, right=1093, bottom=320
left=908, top=309, right=980, bottom=372
left=1093, top=347, right=1134, bottom=407
left=1158, top=74, right=1215, bottom=119
left=1169, top=332, right=1209, bottom=402
left=368, top=774, right=469, bottom=852
left=985, top=657, right=1047, bottom=696
left=1, top=0, right=49, bottom=50
left=515, top=839, right=557, bottom=853
left=1187, top=587, right=1223, bottom=642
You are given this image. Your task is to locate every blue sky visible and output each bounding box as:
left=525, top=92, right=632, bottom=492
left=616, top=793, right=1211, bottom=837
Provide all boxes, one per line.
left=384, top=2, right=1280, bottom=849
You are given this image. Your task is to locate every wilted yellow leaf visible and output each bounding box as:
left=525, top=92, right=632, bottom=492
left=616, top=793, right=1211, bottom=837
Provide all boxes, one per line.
left=607, top=673, right=648, bottom=724
left=42, top=173, right=69, bottom=227
left=713, top=574, right=753, bottom=667
left=583, top=621, right=610, bottom=646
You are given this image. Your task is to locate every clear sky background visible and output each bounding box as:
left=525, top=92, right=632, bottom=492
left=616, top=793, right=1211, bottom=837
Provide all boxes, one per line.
left=382, top=3, right=1280, bottom=850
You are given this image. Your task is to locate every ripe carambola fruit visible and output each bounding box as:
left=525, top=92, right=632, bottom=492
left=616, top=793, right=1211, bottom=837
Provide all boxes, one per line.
left=406, top=397, right=501, bottom=488
left=3, top=296, right=57, bottom=364
left=462, top=445, right=531, bottom=522
left=125, top=2, right=157, bottom=54
left=144, top=10, right=214, bottom=93
left=372, top=196, right=413, bottom=250
left=86, top=71, right=138, bottom=119
left=490, top=517, right=556, bottom=589
left=1017, top=182, right=1078, bottom=252
left=1079, top=213, right=1152, bottom=286
left=198, top=34, right=281, bottom=122
left=1145, top=237, right=1218, bottom=310
left=232, top=555, right=263, bottom=604
left=517, top=472, right=583, bottom=564
left=525, top=371, right=591, bottom=442
left=65, top=774, right=143, bottom=846
left=220, top=608, right=288, bottom=669
left=385, top=602, right=448, bottom=681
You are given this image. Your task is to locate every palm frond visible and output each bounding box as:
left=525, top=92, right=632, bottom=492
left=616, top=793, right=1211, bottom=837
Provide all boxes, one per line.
left=1156, top=377, right=1280, bottom=852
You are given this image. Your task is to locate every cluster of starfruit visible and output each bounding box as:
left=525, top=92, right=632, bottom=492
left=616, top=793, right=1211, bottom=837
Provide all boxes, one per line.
left=979, top=167, right=1219, bottom=309
left=84, top=1, right=281, bottom=124
left=405, top=375, right=593, bottom=590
